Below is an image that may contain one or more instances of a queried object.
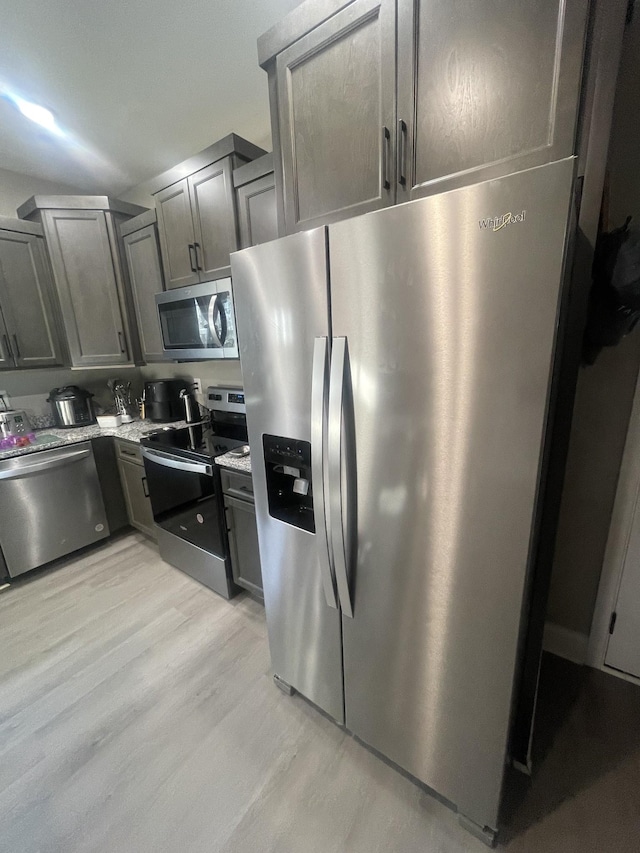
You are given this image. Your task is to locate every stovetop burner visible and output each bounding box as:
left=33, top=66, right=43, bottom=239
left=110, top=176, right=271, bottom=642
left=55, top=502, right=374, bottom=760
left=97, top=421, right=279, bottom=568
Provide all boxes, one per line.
left=141, top=421, right=246, bottom=462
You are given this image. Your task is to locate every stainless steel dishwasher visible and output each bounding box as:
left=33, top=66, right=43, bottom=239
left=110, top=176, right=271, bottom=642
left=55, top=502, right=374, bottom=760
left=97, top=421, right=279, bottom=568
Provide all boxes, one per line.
left=0, top=442, right=109, bottom=578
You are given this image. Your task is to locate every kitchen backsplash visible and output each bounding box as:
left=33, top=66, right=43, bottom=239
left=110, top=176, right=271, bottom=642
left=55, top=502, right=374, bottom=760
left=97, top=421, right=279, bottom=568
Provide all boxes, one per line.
left=0, top=367, right=145, bottom=428
left=0, top=361, right=242, bottom=428
left=4, top=394, right=56, bottom=428
left=140, top=360, right=244, bottom=405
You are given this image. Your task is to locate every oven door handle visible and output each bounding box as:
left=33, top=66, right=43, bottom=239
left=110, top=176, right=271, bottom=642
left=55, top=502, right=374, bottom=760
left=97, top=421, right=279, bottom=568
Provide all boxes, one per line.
left=141, top=446, right=213, bottom=477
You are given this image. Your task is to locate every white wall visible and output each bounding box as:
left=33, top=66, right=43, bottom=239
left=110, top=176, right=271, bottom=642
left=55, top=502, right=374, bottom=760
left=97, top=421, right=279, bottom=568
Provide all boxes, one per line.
left=0, top=166, right=84, bottom=218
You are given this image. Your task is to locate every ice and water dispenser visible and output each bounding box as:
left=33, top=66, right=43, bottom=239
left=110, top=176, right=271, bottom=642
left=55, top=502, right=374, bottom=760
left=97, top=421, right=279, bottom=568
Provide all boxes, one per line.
left=263, top=435, right=315, bottom=533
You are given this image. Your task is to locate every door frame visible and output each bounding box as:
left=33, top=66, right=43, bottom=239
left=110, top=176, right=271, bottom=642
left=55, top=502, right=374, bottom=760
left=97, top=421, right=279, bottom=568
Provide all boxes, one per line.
left=587, top=366, right=640, bottom=686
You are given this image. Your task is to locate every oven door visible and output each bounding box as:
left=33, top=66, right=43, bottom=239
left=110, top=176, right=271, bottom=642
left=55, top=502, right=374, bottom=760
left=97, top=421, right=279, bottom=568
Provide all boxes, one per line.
left=140, top=446, right=226, bottom=557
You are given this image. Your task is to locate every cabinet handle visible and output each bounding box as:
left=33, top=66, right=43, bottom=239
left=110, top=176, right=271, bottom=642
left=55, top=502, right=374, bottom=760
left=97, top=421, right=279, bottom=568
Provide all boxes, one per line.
left=2, top=334, right=13, bottom=362
left=142, top=476, right=149, bottom=498
left=118, top=331, right=127, bottom=355
left=381, top=126, right=391, bottom=190
left=12, top=334, right=21, bottom=360
left=397, top=119, right=407, bottom=188
left=188, top=244, right=197, bottom=272
left=193, top=242, right=203, bottom=271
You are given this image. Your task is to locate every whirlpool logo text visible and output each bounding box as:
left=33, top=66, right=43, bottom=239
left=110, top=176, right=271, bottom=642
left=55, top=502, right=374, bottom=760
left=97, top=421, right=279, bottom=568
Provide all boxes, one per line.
left=478, top=211, right=526, bottom=232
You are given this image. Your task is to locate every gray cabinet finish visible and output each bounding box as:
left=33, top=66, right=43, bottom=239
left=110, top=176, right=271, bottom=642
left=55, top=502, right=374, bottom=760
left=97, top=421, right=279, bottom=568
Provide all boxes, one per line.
left=115, top=440, right=155, bottom=539
left=396, top=0, right=590, bottom=201
left=155, top=180, right=200, bottom=290
left=17, top=194, right=145, bottom=220
left=237, top=173, right=277, bottom=248
left=235, top=155, right=278, bottom=248
left=0, top=310, right=12, bottom=368
left=41, top=210, right=133, bottom=367
left=188, top=158, right=238, bottom=279
left=262, top=0, right=589, bottom=231
left=122, top=219, right=165, bottom=362
left=0, top=228, right=65, bottom=369
left=147, top=134, right=267, bottom=196
left=225, top=494, right=263, bottom=598
left=222, top=469, right=263, bottom=597
left=152, top=136, right=267, bottom=290
left=275, top=0, right=396, bottom=232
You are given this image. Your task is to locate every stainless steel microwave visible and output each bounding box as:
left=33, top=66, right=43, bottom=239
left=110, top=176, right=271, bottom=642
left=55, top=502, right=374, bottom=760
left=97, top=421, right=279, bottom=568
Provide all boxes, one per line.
left=155, top=278, right=238, bottom=360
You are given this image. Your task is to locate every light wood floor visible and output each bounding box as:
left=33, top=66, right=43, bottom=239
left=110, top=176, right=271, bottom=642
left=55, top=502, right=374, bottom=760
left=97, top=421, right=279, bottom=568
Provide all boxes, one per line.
left=1, top=533, right=639, bottom=852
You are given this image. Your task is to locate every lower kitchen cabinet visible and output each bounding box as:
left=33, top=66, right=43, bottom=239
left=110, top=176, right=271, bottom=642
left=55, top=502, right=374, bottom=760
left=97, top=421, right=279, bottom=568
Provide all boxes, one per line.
left=115, top=440, right=155, bottom=539
left=221, top=469, right=263, bottom=598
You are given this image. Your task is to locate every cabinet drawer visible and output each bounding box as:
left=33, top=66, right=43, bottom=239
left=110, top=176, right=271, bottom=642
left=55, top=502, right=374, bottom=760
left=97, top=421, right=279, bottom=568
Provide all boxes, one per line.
left=115, top=439, right=143, bottom=465
left=220, top=468, right=254, bottom=501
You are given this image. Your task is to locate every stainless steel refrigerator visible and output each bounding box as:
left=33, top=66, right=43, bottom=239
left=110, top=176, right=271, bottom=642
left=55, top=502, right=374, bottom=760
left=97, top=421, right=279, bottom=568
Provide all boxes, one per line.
left=230, top=157, right=576, bottom=841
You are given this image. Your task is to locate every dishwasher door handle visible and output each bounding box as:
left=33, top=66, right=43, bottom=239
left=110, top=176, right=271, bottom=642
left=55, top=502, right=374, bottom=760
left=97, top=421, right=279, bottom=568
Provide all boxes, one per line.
left=0, top=446, right=91, bottom=480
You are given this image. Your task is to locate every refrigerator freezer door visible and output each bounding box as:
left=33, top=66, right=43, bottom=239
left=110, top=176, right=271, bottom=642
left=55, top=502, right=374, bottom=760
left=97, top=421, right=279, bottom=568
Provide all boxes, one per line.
left=328, top=157, right=575, bottom=829
left=231, top=227, right=345, bottom=723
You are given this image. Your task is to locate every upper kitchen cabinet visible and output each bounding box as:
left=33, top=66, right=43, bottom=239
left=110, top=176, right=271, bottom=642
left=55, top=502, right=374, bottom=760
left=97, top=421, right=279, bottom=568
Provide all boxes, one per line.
left=149, top=134, right=267, bottom=289
left=0, top=217, right=66, bottom=370
left=395, top=0, right=590, bottom=201
left=18, top=196, right=146, bottom=368
left=120, top=211, right=165, bottom=363
left=261, top=0, right=396, bottom=233
left=259, top=0, right=590, bottom=230
left=233, top=153, right=278, bottom=247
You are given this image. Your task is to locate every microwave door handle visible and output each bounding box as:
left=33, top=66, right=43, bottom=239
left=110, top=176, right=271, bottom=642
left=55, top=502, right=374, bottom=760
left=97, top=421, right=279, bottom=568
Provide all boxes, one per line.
left=207, top=296, right=223, bottom=348
left=215, top=294, right=228, bottom=346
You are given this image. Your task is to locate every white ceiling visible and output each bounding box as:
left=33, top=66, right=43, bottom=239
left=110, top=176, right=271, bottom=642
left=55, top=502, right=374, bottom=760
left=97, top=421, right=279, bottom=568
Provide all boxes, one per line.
left=0, top=0, right=305, bottom=196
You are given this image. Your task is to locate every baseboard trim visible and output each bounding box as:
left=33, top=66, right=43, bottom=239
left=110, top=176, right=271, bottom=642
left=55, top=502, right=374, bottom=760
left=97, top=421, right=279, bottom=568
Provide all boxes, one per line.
left=543, top=622, right=589, bottom=665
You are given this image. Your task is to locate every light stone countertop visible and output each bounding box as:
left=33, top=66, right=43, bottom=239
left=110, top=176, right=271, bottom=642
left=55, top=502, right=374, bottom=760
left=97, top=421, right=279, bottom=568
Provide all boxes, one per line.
left=215, top=451, right=252, bottom=475
left=0, top=419, right=187, bottom=462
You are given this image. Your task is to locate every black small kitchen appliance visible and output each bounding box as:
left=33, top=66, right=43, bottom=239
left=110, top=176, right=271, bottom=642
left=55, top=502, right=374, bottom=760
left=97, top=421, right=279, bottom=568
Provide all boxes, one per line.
left=143, top=379, right=186, bottom=422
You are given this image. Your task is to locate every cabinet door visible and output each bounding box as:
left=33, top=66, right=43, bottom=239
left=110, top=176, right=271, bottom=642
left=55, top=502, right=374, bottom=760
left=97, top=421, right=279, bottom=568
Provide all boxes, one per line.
left=237, top=173, right=278, bottom=248
left=276, top=0, right=396, bottom=233
left=225, top=494, right=263, bottom=597
left=188, top=158, right=238, bottom=280
left=0, top=230, right=65, bottom=369
left=155, top=179, right=200, bottom=289
left=118, top=456, right=156, bottom=539
left=42, top=210, right=131, bottom=367
left=0, top=308, right=13, bottom=368
left=397, top=0, right=589, bottom=201
left=123, top=224, right=165, bottom=362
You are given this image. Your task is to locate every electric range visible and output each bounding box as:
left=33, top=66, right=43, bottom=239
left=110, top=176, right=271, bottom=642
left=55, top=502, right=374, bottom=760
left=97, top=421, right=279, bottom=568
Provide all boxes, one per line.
left=140, top=386, right=248, bottom=598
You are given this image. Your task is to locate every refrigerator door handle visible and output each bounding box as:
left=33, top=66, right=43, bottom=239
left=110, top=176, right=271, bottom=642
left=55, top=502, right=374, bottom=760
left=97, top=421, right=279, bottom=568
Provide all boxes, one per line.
left=328, top=336, right=354, bottom=618
left=312, top=336, right=338, bottom=609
